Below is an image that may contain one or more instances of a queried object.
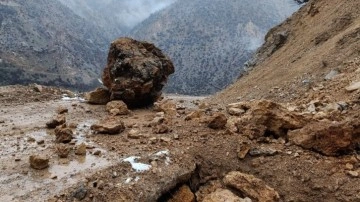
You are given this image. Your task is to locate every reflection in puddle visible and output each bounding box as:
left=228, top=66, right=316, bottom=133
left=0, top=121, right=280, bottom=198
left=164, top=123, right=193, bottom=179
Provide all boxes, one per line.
left=50, top=155, right=110, bottom=179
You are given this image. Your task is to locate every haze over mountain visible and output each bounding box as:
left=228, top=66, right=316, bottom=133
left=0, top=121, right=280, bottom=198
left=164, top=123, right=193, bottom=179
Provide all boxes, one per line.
left=0, top=0, right=109, bottom=90
left=130, top=0, right=300, bottom=95
left=57, top=0, right=177, bottom=38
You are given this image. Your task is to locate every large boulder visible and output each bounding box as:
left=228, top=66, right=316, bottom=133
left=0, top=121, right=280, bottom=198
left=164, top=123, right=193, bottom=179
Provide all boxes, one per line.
left=102, top=37, right=175, bottom=107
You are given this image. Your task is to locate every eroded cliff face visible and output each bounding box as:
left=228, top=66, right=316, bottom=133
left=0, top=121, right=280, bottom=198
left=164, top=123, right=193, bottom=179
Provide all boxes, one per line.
left=0, top=0, right=108, bottom=90
left=130, top=0, right=300, bottom=95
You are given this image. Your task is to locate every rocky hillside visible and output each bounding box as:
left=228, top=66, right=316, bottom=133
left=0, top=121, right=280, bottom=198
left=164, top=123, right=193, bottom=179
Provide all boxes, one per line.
left=214, top=0, right=360, bottom=105
left=0, top=0, right=108, bottom=90
left=130, top=0, right=300, bottom=95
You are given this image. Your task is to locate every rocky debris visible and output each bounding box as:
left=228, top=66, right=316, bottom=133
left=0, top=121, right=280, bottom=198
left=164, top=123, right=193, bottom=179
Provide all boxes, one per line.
left=249, top=147, right=279, bottom=157
left=153, top=99, right=177, bottom=116
left=46, top=114, right=66, bottom=129
left=224, top=171, right=280, bottom=202
left=33, top=84, right=44, bottom=93
left=168, top=185, right=195, bottom=202
left=128, top=129, right=148, bottom=139
left=93, top=150, right=102, bottom=156
left=91, top=117, right=125, bottom=134
left=153, top=124, right=170, bottom=134
left=75, top=143, right=87, bottom=156
left=347, top=170, right=359, bottom=178
left=233, top=100, right=307, bottom=139
left=102, top=37, right=174, bottom=107
left=208, top=113, right=227, bottom=129
left=56, top=106, right=68, bottom=114
left=185, top=110, right=205, bottom=121
left=29, top=155, right=49, bottom=170
left=227, top=107, right=246, bottom=116
left=345, top=81, right=360, bottom=92
left=203, top=189, right=251, bottom=202
left=106, top=100, right=129, bottom=115
left=85, top=88, right=111, bottom=105
left=288, top=119, right=360, bottom=156
left=56, top=144, right=70, bottom=158
left=55, top=125, right=73, bottom=143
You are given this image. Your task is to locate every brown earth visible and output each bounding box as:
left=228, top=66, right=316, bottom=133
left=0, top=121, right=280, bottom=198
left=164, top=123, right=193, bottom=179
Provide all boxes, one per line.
left=1, top=0, right=360, bottom=201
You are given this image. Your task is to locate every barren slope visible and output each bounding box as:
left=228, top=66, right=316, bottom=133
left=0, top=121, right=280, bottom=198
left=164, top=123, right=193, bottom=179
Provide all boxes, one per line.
left=213, top=0, right=360, bottom=105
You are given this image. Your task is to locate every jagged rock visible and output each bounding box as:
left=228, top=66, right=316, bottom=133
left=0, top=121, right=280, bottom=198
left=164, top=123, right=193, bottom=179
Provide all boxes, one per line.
left=85, top=88, right=111, bottom=105
left=73, top=185, right=88, bottom=200
left=208, top=113, right=227, bottom=129
left=234, top=100, right=307, bottom=139
left=106, top=100, right=129, bottom=115
left=153, top=99, right=177, bottom=116
left=238, top=145, right=251, bottom=159
left=55, top=126, right=73, bottom=143
left=29, top=155, right=49, bottom=170
left=56, top=144, right=70, bottom=158
left=46, top=114, right=66, bottom=129
left=345, top=81, right=360, bottom=92
left=168, top=185, right=195, bottom=202
left=203, top=189, right=251, bottom=202
left=288, top=119, right=360, bottom=156
left=227, top=107, right=246, bottom=116
left=224, top=171, right=280, bottom=202
left=33, top=84, right=44, bottom=93
left=102, top=37, right=174, bottom=107
left=128, top=129, right=148, bottom=139
left=249, top=147, right=279, bottom=157
left=75, top=143, right=87, bottom=156
left=153, top=124, right=170, bottom=134
left=91, top=117, right=125, bottom=134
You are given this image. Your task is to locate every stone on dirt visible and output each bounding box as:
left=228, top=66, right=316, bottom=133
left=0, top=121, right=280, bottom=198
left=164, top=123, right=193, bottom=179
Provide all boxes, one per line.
left=185, top=110, right=205, bottom=121
left=91, top=117, right=125, bottom=134
left=102, top=37, right=174, bottom=108
left=75, top=143, right=87, bottom=156
left=203, top=189, right=251, bottom=202
left=224, top=171, right=280, bottom=202
left=56, top=144, right=70, bottom=158
left=56, top=106, right=68, bottom=114
left=345, top=81, right=360, bottom=92
left=29, top=155, right=49, bottom=170
left=85, top=87, right=111, bottom=105
left=55, top=125, right=73, bottom=143
left=168, top=185, right=195, bottom=202
left=46, top=114, right=66, bottom=129
left=288, top=119, right=360, bottom=156
left=208, top=113, right=227, bottom=129
left=106, top=100, right=129, bottom=115
left=73, top=185, right=88, bottom=200
left=128, top=129, right=148, bottom=139
left=153, top=99, right=177, bottom=116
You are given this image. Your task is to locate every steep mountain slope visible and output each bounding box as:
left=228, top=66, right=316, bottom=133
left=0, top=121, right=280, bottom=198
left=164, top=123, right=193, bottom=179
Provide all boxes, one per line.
left=57, top=0, right=176, bottom=39
left=214, top=0, right=360, bottom=105
left=0, top=0, right=108, bottom=90
left=130, top=0, right=299, bottom=95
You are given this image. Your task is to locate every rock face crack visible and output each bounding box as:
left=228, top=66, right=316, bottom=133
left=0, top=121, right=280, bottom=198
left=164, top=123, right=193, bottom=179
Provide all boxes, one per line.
left=102, top=37, right=175, bottom=108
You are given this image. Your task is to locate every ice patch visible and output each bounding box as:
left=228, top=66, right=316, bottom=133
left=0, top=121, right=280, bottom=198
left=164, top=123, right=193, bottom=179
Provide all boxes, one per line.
left=61, top=94, right=85, bottom=102
left=123, top=156, right=151, bottom=172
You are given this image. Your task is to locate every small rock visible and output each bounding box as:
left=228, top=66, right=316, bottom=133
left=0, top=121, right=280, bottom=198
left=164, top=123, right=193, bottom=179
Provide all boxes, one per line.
left=93, top=150, right=101, bottom=156
left=224, top=171, right=280, bottom=202
left=56, top=106, right=68, bottom=114
left=50, top=175, right=58, bottom=179
left=127, top=129, right=142, bottom=139
left=160, top=137, right=171, bottom=142
left=227, top=108, right=246, bottom=116
left=208, top=113, right=227, bottom=129
left=324, top=69, right=339, bottom=80
left=29, top=155, right=49, bottom=170
left=106, top=100, right=129, bottom=115
left=75, top=143, right=87, bottom=156
left=345, top=81, right=360, bottom=92
left=73, top=185, right=88, bottom=200
left=91, top=117, right=125, bottom=134
left=33, top=84, right=44, bottom=93
left=27, top=137, right=36, bottom=142
left=345, top=163, right=354, bottom=170
left=203, top=189, right=251, bottom=202
left=55, top=126, right=73, bottom=143
left=238, top=145, right=251, bottom=159
left=173, top=134, right=179, bottom=140
left=15, top=158, right=21, bottom=162
left=347, top=170, right=359, bottom=178
left=36, top=139, right=45, bottom=145
left=46, top=115, right=66, bottom=129
left=85, top=88, right=110, bottom=105
left=153, top=124, right=170, bottom=134
left=56, top=144, right=70, bottom=158
left=168, top=185, right=195, bottom=202
left=185, top=110, right=204, bottom=121
left=249, top=147, right=279, bottom=157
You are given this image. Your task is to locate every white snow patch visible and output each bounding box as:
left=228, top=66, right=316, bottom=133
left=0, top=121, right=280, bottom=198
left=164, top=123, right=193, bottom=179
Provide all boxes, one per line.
left=154, top=150, right=169, bottom=156
left=123, top=156, right=151, bottom=172
left=61, top=94, right=85, bottom=102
